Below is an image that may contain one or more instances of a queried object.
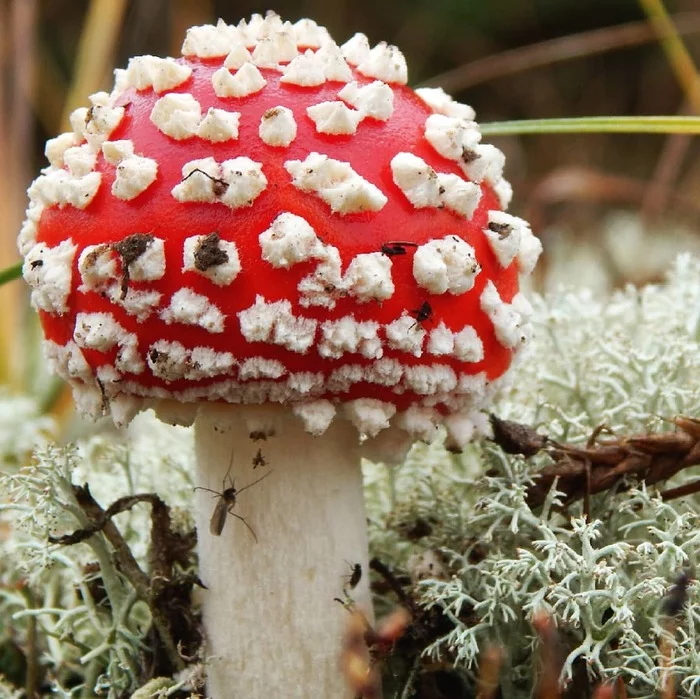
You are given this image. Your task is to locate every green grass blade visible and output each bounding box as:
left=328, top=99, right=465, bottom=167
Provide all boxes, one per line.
left=0, top=262, right=22, bottom=287
left=481, top=116, right=700, bottom=136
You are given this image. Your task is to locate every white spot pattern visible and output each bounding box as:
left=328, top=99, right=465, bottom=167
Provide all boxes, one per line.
left=484, top=211, right=527, bottom=268
left=306, top=101, right=362, bottom=135
left=45, top=133, right=79, bottom=168
left=344, top=398, right=396, bottom=437
left=337, top=80, right=394, bottom=121
left=212, top=62, right=267, bottom=98
left=356, top=42, right=408, bottom=84
left=197, top=108, right=241, bottom=142
left=251, top=33, right=298, bottom=67
left=413, top=236, right=480, bottom=295
left=292, top=400, right=336, bottom=436
left=125, top=55, right=192, bottom=92
left=23, top=239, right=78, bottom=315
left=340, top=33, right=371, bottom=66
left=319, top=317, right=382, bottom=359
left=342, top=252, right=394, bottom=303
left=73, top=312, right=145, bottom=374
left=182, top=234, right=241, bottom=286
left=147, top=339, right=235, bottom=381
left=480, top=281, right=527, bottom=349
left=238, top=296, right=318, bottom=354
left=517, top=225, right=543, bottom=276
left=416, top=87, right=476, bottom=121
left=259, top=213, right=321, bottom=267
left=181, top=19, right=245, bottom=58
left=259, top=106, right=297, bottom=147
left=112, top=155, right=158, bottom=201
left=292, top=18, right=331, bottom=48
left=390, top=153, right=482, bottom=219
left=172, top=157, right=267, bottom=209
left=159, top=288, right=226, bottom=333
left=63, top=145, right=97, bottom=177
left=224, top=45, right=253, bottom=69
left=280, top=50, right=327, bottom=86
left=150, top=93, right=201, bottom=140
left=285, top=152, right=387, bottom=215
left=239, top=357, right=287, bottom=380
left=27, top=169, right=101, bottom=211
left=70, top=103, right=125, bottom=148
left=385, top=313, right=425, bottom=356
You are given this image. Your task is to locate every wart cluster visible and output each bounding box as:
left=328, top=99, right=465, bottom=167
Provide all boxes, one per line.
left=18, top=10, right=541, bottom=447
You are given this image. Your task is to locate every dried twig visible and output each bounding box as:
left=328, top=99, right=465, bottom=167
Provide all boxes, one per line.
left=522, top=416, right=700, bottom=508
left=22, top=587, right=39, bottom=699
left=489, top=415, right=548, bottom=456
left=50, top=485, right=200, bottom=675
left=656, top=569, right=692, bottom=699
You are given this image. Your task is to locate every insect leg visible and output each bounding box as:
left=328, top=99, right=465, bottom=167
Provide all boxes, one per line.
left=235, top=469, right=272, bottom=495
left=230, top=510, right=259, bottom=543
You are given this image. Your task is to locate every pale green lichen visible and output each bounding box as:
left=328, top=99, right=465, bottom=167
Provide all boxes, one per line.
left=0, top=677, right=23, bottom=699
left=543, top=211, right=700, bottom=293
left=1, top=255, right=699, bottom=696
left=364, top=254, right=700, bottom=697
left=0, top=415, right=197, bottom=698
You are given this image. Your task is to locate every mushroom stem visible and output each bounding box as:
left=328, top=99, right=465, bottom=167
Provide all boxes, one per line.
left=194, top=403, right=375, bottom=698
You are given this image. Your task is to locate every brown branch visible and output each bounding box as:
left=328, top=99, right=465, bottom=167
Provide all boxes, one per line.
left=53, top=485, right=190, bottom=674
left=660, top=479, right=700, bottom=501
left=489, top=415, right=548, bottom=456
left=71, top=486, right=153, bottom=591
left=49, top=492, right=163, bottom=545
left=517, top=416, right=700, bottom=509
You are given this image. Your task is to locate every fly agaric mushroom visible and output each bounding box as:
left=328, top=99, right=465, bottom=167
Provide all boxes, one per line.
left=18, top=12, right=542, bottom=698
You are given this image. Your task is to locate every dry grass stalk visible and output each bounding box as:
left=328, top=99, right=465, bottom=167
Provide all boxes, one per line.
left=533, top=612, right=564, bottom=699
left=340, top=607, right=411, bottom=698
left=60, top=0, right=128, bottom=130
left=0, top=0, right=36, bottom=388
left=638, top=0, right=700, bottom=114
left=421, top=12, right=700, bottom=92
left=638, top=0, right=700, bottom=223
left=591, top=683, right=616, bottom=699
left=659, top=627, right=677, bottom=699
left=476, top=644, right=503, bottom=699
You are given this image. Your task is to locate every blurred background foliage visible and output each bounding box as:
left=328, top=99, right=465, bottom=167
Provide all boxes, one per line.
left=0, top=0, right=699, bottom=399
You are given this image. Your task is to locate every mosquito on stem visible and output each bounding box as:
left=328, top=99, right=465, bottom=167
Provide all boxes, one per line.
left=194, top=453, right=271, bottom=540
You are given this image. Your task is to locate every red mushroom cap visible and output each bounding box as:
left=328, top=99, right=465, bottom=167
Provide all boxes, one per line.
left=18, top=13, right=542, bottom=445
